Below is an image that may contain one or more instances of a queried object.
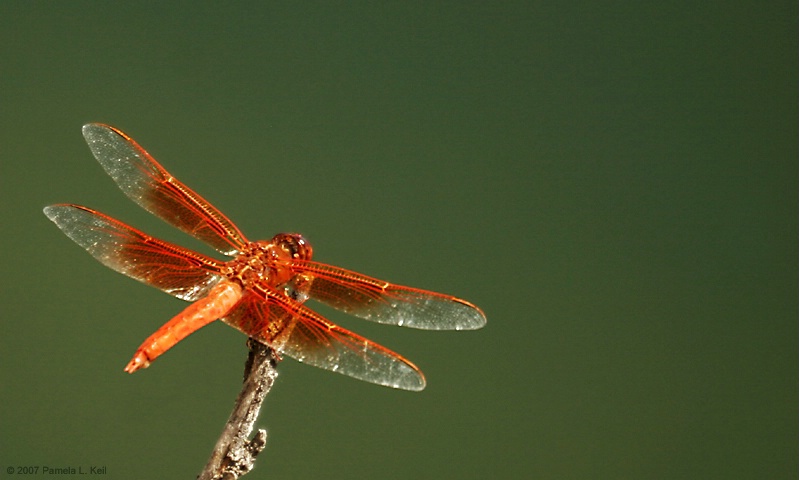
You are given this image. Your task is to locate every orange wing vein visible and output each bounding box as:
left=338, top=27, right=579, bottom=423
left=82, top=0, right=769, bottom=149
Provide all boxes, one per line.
left=44, top=204, right=225, bottom=302
left=290, top=260, right=486, bottom=330
left=82, top=123, right=248, bottom=256
left=221, top=284, right=426, bottom=391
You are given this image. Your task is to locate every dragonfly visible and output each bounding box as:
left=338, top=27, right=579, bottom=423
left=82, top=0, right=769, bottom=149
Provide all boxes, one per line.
left=43, top=124, right=485, bottom=391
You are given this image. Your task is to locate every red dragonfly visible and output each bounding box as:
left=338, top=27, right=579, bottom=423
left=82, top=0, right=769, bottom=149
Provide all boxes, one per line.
left=44, top=124, right=485, bottom=391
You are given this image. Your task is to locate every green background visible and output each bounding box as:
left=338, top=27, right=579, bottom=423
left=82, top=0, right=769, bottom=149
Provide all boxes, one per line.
left=1, top=2, right=795, bottom=479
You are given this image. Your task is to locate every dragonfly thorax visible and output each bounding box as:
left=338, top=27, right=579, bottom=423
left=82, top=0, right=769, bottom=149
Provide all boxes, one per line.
left=225, top=235, right=313, bottom=290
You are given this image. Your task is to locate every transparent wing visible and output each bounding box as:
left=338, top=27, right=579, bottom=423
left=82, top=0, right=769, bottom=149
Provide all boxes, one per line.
left=289, top=260, right=486, bottom=330
left=221, top=284, right=426, bottom=391
left=82, top=123, right=248, bottom=255
left=43, top=204, right=225, bottom=302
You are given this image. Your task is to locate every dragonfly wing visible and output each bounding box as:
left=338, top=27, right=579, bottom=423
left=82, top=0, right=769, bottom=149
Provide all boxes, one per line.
left=82, top=123, right=248, bottom=255
left=44, top=204, right=225, bottom=302
left=221, top=285, right=426, bottom=391
left=290, top=260, right=486, bottom=330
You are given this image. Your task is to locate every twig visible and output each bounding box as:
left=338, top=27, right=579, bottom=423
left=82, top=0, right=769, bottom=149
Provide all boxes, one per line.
left=198, top=339, right=279, bottom=480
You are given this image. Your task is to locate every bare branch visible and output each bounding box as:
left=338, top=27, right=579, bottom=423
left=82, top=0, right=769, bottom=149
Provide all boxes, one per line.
left=198, top=339, right=279, bottom=480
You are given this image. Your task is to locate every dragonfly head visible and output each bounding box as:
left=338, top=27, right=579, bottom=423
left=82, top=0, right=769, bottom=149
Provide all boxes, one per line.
left=271, top=233, right=313, bottom=261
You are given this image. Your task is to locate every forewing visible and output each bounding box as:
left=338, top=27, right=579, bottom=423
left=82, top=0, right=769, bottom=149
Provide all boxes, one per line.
left=221, top=285, right=426, bottom=391
left=82, top=123, right=248, bottom=255
left=290, top=260, right=486, bottom=330
left=44, top=204, right=224, bottom=302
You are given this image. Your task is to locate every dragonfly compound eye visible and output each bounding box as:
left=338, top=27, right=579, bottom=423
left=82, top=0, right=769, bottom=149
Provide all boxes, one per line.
left=273, top=233, right=313, bottom=261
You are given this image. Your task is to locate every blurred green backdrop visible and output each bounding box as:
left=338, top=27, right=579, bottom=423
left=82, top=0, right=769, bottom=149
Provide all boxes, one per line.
left=1, top=2, right=795, bottom=479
